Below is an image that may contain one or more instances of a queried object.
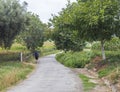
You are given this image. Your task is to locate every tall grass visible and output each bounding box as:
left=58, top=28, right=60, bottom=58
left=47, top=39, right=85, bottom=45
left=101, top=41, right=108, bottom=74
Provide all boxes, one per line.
left=56, top=51, right=94, bottom=68
left=0, top=62, right=35, bottom=91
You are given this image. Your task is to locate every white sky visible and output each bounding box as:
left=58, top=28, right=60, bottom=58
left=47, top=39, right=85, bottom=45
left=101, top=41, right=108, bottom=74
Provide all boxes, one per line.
left=20, top=0, right=76, bottom=23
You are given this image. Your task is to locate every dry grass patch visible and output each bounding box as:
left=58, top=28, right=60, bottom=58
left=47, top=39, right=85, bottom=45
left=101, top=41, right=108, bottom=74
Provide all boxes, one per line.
left=0, top=62, right=35, bottom=91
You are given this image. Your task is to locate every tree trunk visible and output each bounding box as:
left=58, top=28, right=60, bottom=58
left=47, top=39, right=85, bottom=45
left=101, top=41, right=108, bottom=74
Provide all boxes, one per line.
left=101, top=40, right=106, bottom=60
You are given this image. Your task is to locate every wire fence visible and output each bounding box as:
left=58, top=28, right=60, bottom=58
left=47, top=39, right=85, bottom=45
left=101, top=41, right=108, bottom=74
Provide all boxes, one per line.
left=0, top=51, right=33, bottom=62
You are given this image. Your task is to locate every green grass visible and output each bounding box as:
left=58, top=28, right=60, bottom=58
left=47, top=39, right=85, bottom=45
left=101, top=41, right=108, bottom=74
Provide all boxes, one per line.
left=56, top=51, right=94, bottom=68
left=0, top=61, right=35, bottom=91
left=79, top=74, right=96, bottom=92
left=98, top=65, right=116, bottom=78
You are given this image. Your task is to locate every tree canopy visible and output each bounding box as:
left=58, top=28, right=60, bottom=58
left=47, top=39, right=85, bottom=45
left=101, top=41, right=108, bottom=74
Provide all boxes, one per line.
left=51, top=0, right=120, bottom=59
left=20, top=13, right=44, bottom=51
left=0, top=0, right=28, bottom=49
left=50, top=1, right=86, bottom=52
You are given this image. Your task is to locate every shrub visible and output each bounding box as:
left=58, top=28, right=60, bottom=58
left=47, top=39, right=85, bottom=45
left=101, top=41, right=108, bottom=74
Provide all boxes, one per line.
left=56, top=51, right=94, bottom=68
left=92, top=37, right=120, bottom=51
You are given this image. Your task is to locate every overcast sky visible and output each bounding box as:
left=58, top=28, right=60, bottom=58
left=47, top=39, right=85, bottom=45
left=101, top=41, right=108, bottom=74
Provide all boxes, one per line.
left=20, top=0, right=76, bottom=23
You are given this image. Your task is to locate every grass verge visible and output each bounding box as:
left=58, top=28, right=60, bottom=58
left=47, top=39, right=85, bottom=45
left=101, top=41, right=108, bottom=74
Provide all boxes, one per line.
left=79, top=74, right=96, bottom=92
left=0, top=61, right=35, bottom=91
left=56, top=51, right=94, bottom=68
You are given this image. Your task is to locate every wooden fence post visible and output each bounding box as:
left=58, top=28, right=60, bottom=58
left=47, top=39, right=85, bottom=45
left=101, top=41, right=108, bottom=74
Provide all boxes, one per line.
left=20, top=52, right=23, bottom=62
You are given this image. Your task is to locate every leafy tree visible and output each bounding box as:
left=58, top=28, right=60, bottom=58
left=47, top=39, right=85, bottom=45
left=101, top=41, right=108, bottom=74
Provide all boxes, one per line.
left=72, top=0, right=120, bottom=60
left=21, top=13, right=44, bottom=51
left=51, top=0, right=120, bottom=60
left=43, top=23, right=53, bottom=41
left=52, top=28, right=85, bottom=51
left=0, top=0, right=28, bottom=49
left=50, top=2, right=85, bottom=52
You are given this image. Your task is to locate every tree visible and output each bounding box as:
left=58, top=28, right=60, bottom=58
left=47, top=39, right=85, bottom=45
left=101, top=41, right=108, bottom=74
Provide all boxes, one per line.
left=43, top=23, right=53, bottom=41
left=60, top=0, right=120, bottom=60
left=0, top=0, right=28, bottom=49
left=21, top=13, right=44, bottom=51
left=51, top=0, right=120, bottom=60
left=50, top=2, right=85, bottom=52
left=72, top=0, right=120, bottom=60
left=52, top=29, right=85, bottom=52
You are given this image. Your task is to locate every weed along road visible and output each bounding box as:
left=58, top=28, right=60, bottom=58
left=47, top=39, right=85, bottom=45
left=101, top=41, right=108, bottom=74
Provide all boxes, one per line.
left=7, top=54, right=83, bottom=92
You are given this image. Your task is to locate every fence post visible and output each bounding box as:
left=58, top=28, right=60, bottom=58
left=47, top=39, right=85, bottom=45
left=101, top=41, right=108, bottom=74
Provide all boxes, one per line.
left=20, top=52, right=23, bottom=62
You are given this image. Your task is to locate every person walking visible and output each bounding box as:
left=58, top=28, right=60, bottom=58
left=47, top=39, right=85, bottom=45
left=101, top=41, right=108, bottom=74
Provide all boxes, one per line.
left=34, top=51, right=39, bottom=63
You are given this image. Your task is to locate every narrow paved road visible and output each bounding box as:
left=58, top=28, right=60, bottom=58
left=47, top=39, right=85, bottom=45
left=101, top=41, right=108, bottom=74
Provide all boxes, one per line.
left=7, top=54, right=83, bottom=92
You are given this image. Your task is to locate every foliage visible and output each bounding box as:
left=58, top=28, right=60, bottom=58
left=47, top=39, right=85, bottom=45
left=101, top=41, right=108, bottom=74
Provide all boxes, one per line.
left=98, top=65, right=115, bottom=78
left=56, top=51, right=94, bottom=68
left=92, top=37, right=120, bottom=51
left=39, top=41, right=59, bottom=56
left=43, top=23, right=54, bottom=41
left=79, top=74, right=96, bottom=91
left=51, top=0, right=120, bottom=60
left=21, top=13, right=44, bottom=51
left=0, top=0, right=28, bottom=49
left=92, top=50, right=120, bottom=58
left=0, top=62, right=34, bottom=91
left=52, top=30, right=86, bottom=51
left=10, top=43, right=27, bottom=51
left=89, top=50, right=120, bottom=78
left=50, top=2, right=85, bottom=52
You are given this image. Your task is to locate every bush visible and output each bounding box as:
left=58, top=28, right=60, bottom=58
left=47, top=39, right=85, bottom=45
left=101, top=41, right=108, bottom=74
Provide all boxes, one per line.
left=92, top=37, right=120, bottom=51
left=56, top=51, right=94, bottom=68
left=92, top=50, right=120, bottom=62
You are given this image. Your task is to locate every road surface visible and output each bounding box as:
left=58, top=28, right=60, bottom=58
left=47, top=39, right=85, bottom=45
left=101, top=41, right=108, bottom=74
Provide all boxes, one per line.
left=7, top=54, right=83, bottom=92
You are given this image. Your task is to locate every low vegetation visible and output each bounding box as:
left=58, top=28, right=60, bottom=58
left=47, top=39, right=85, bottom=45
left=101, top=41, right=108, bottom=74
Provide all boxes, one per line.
left=40, top=41, right=59, bottom=56
left=56, top=51, right=94, bottom=68
left=79, top=74, right=96, bottom=92
left=0, top=62, right=35, bottom=91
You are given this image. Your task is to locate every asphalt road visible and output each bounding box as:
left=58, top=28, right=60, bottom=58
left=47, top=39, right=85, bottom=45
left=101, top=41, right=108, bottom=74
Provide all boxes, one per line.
left=7, top=54, right=83, bottom=92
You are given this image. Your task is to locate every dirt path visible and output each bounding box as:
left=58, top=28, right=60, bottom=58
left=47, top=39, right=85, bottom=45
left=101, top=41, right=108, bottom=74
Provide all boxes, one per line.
left=7, top=54, right=83, bottom=92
